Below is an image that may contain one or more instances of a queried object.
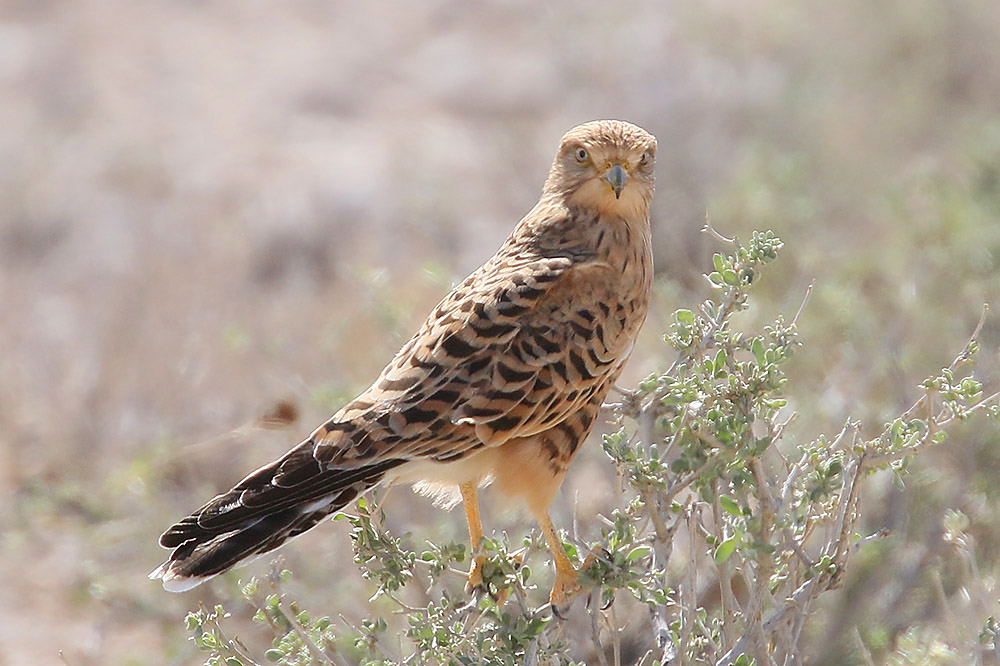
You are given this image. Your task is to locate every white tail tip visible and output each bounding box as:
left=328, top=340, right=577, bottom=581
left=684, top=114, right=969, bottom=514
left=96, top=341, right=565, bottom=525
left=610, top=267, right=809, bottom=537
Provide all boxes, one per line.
left=149, top=563, right=209, bottom=593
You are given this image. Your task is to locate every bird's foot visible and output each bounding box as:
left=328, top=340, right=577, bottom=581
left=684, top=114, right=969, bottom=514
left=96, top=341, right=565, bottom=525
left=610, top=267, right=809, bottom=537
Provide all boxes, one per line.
left=550, top=552, right=603, bottom=618
left=466, top=550, right=525, bottom=605
left=465, top=555, right=487, bottom=595
left=549, top=568, right=584, bottom=618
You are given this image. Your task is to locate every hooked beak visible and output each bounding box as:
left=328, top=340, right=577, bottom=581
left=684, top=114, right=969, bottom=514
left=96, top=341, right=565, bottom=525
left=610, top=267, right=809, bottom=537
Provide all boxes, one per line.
left=603, top=164, right=628, bottom=199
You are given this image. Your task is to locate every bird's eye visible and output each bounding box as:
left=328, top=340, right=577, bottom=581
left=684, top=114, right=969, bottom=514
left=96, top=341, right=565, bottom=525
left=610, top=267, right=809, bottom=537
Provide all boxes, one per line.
left=639, top=151, right=652, bottom=166
left=574, top=147, right=589, bottom=164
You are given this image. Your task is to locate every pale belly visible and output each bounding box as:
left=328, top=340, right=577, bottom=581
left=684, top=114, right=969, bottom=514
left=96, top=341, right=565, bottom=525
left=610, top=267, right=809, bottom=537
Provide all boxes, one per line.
left=384, top=434, right=566, bottom=515
left=385, top=447, right=505, bottom=508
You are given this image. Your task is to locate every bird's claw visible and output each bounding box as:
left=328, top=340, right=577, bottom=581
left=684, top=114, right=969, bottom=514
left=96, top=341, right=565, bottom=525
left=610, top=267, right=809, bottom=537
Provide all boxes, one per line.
left=550, top=550, right=610, bottom=617
left=584, top=588, right=616, bottom=611
left=548, top=570, right=584, bottom=618
left=466, top=551, right=525, bottom=605
left=466, top=556, right=508, bottom=604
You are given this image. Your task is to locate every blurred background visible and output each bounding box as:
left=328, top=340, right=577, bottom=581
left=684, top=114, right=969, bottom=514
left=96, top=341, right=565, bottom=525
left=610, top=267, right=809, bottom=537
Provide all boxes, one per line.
left=1, top=0, right=999, bottom=663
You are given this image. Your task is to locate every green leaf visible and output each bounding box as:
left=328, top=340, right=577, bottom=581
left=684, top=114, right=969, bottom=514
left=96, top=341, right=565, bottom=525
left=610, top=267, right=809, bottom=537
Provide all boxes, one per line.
left=751, top=338, right=766, bottom=365
left=719, top=495, right=742, bottom=516
left=714, top=348, right=728, bottom=374
left=675, top=309, right=695, bottom=324
left=264, top=649, right=284, bottom=662
left=627, top=545, right=652, bottom=562
left=713, top=252, right=726, bottom=272
left=715, top=532, right=741, bottom=563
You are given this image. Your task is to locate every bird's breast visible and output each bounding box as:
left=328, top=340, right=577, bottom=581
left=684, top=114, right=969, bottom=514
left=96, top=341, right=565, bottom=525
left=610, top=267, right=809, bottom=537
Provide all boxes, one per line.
left=559, top=225, right=653, bottom=357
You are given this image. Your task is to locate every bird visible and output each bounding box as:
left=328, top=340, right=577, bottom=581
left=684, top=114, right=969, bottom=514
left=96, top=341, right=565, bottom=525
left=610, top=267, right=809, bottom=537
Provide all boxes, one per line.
left=151, top=120, right=657, bottom=612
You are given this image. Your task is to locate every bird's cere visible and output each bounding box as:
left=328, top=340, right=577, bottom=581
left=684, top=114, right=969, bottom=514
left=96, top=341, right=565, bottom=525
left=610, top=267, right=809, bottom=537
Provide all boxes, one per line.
left=604, top=164, right=628, bottom=198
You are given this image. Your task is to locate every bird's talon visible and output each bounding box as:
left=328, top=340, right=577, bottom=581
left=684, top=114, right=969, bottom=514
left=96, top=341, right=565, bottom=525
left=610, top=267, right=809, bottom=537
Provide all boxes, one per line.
left=548, top=571, right=584, bottom=616
left=465, top=555, right=486, bottom=595
left=466, top=555, right=516, bottom=605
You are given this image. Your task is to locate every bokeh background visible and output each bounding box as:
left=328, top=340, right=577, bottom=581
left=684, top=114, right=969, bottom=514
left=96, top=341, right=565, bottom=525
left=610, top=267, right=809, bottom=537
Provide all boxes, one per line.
left=2, top=0, right=999, bottom=663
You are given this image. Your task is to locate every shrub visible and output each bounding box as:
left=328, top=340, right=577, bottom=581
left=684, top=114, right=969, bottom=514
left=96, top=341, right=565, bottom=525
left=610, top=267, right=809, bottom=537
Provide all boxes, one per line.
left=183, top=229, right=1000, bottom=666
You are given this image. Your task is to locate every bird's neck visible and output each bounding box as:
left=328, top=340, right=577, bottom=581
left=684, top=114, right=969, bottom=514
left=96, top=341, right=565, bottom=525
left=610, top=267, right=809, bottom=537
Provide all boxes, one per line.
left=514, top=197, right=652, bottom=283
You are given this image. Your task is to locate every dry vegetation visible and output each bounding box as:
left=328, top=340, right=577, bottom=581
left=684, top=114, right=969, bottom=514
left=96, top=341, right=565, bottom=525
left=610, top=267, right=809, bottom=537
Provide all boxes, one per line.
left=1, top=1, right=999, bottom=664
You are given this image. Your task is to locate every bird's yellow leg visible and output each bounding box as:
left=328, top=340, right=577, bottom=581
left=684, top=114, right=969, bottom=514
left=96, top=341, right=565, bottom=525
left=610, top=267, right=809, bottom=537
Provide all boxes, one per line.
left=534, top=510, right=583, bottom=611
left=460, top=482, right=486, bottom=593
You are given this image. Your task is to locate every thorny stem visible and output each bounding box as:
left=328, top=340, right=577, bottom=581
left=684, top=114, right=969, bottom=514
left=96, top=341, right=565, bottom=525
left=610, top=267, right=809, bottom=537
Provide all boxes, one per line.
left=828, top=431, right=862, bottom=561
left=590, top=593, right=610, bottom=666
left=790, top=281, right=814, bottom=328
left=702, top=214, right=736, bottom=244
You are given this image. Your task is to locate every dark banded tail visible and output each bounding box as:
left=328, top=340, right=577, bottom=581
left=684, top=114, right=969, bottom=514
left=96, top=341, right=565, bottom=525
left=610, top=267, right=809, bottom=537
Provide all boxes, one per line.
left=150, top=441, right=404, bottom=592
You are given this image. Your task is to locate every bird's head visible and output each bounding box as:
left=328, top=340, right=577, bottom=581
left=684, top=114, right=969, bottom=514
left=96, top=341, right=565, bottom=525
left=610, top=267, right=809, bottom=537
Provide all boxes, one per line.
left=544, top=120, right=657, bottom=221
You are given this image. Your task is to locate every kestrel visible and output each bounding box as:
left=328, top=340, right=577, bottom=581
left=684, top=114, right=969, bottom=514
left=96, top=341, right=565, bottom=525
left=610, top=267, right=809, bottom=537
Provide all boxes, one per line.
left=151, top=120, right=657, bottom=611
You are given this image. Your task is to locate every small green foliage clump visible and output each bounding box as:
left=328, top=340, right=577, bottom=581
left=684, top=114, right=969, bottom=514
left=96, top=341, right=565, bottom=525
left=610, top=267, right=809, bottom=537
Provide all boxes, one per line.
left=338, top=498, right=415, bottom=597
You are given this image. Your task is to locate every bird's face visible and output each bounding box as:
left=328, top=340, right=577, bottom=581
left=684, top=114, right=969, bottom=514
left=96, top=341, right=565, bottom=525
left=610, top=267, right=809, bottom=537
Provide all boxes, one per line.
left=547, top=120, right=657, bottom=221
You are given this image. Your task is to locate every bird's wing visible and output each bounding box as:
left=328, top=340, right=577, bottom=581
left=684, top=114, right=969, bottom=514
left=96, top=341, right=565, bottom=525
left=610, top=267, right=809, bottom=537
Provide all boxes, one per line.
left=153, top=253, right=592, bottom=587
left=313, top=247, right=625, bottom=467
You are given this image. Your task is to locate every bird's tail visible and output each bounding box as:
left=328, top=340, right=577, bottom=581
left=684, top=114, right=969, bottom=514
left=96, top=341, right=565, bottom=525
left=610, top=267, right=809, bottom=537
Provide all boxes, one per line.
left=150, top=440, right=404, bottom=592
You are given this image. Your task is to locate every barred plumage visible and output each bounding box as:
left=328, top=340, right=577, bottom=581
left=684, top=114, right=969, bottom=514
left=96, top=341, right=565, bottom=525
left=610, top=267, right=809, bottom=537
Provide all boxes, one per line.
left=151, top=120, right=657, bottom=610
